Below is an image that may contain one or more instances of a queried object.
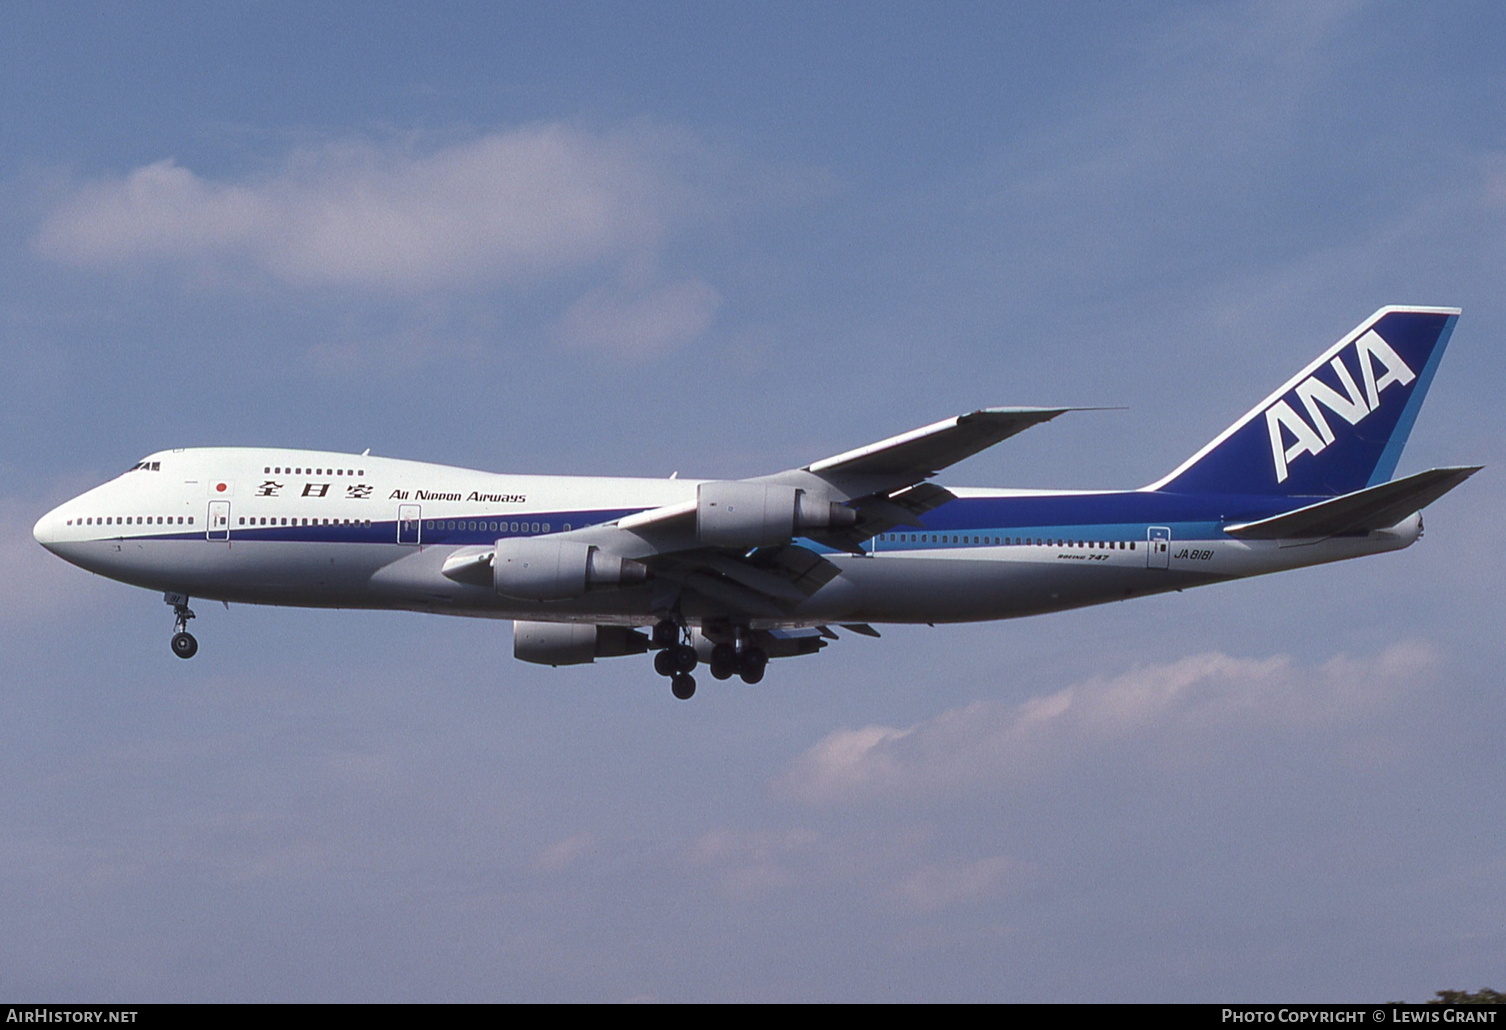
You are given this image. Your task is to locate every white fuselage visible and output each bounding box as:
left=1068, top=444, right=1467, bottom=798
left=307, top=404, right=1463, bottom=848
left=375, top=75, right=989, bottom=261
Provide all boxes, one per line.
left=32, top=447, right=1419, bottom=630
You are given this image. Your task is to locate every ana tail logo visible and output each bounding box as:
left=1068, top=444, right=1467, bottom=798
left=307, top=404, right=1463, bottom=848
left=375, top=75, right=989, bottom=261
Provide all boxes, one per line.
left=1263, top=329, right=1415, bottom=483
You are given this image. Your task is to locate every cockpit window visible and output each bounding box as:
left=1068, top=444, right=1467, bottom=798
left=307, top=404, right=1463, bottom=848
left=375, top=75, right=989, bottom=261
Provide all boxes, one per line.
left=126, top=461, right=162, bottom=473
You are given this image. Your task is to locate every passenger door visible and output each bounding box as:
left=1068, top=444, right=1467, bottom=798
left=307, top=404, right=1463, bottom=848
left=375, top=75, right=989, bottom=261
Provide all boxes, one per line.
left=207, top=500, right=231, bottom=541
left=1147, top=526, right=1170, bottom=569
left=397, top=504, right=422, bottom=544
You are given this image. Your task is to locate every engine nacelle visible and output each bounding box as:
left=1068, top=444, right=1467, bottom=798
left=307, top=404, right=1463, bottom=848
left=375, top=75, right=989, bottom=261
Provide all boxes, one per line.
left=513, top=621, right=649, bottom=666
left=493, top=538, right=647, bottom=601
left=696, top=482, right=856, bottom=549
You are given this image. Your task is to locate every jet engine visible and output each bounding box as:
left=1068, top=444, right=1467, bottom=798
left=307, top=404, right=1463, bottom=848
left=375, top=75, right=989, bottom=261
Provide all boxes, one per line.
left=696, top=482, right=857, bottom=548
left=513, top=621, right=650, bottom=666
left=493, top=538, right=647, bottom=601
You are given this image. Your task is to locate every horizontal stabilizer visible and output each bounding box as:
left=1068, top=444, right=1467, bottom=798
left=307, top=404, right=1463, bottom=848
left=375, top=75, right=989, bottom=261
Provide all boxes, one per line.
left=1224, top=466, right=1480, bottom=539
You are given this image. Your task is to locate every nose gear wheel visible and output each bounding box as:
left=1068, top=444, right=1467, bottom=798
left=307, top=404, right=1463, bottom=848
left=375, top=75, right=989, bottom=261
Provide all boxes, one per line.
left=165, top=593, right=198, bottom=660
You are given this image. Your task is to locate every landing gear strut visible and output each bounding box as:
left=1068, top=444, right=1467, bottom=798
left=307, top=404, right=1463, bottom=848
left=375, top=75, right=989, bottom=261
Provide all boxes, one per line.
left=652, top=616, right=697, bottom=699
left=165, top=592, right=198, bottom=659
left=656, top=619, right=773, bottom=697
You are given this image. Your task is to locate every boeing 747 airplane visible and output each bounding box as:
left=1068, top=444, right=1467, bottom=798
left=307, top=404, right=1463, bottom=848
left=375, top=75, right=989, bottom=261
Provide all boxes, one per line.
left=34, top=306, right=1477, bottom=699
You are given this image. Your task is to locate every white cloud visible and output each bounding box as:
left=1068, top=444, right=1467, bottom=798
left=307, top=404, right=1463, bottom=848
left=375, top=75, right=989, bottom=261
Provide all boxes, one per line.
left=553, top=277, right=721, bottom=359
left=33, top=124, right=686, bottom=292
left=891, top=855, right=1024, bottom=913
left=776, top=643, right=1436, bottom=806
left=31, top=123, right=743, bottom=358
left=534, top=833, right=597, bottom=874
left=686, top=827, right=820, bottom=898
left=774, top=725, right=910, bottom=802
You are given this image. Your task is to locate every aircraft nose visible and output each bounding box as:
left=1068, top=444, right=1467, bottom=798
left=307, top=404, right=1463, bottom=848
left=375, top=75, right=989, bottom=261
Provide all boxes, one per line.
left=33, top=504, right=65, bottom=552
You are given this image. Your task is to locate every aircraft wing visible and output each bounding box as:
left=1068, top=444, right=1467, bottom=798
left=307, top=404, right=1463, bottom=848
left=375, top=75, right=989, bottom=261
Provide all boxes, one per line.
left=612, top=406, right=1073, bottom=545
left=772, top=406, right=1077, bottom=551
left=467, top=407, right=1075, bottom=617
left=803, top=406, right=1071, bottom=482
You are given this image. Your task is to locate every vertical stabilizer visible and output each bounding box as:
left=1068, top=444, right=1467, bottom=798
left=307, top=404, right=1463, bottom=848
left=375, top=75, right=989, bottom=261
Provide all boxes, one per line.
left=1147, top=307, right=1459, bottom=497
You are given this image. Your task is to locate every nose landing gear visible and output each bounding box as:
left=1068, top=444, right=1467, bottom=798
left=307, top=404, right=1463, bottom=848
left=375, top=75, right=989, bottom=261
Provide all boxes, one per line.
left=165, top=592, right=198, bottom=659
left=171, top=631, right=198, bottom=659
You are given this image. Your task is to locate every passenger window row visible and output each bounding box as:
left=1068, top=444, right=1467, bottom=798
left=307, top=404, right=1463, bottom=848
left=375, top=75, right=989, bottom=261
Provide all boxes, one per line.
left=425, top=520, right=560, bottom=533
left=68, top=516, right=193, bottom=527
left=264, top=466, right=364, bottom=476
left=239, top=517, right=370, bottom=527
left=879, top=534, right=1136, bottom=549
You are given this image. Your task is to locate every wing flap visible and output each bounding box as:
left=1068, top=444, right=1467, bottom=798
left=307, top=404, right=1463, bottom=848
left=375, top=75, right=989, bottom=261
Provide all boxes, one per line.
left=650, top=565, right=787, bottom=617
left=647, top=543, right=842, bottom=615
left=699, top=552, right=816, bottom=603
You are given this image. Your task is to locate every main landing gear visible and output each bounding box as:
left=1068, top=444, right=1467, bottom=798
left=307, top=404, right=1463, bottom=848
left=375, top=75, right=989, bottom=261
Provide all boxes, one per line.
left=651, top=617, right=770, bottom=699
left=707, top=623, right=769, bottom=685
left=165, top=592, right=198, bottom=659
left=652, top=618, right=698, bottom=699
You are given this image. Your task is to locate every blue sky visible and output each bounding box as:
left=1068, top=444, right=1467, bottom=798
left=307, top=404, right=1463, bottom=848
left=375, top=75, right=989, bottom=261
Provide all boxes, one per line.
left=2, top=0, right=1503, bottom=1002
